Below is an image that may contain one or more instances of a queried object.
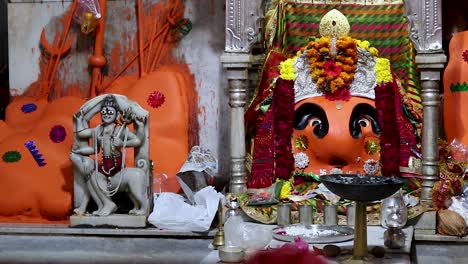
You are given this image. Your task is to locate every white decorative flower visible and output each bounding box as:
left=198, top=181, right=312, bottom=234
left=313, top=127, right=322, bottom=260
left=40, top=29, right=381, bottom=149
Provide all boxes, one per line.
left=294, top=152, right=310, bottom=169
left=330, top=168, right=343, bottom=174
left=364, top=159, right=380, bottom=175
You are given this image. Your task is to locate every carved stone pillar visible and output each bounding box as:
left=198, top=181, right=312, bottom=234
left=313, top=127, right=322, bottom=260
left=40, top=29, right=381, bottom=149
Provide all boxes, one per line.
left=222, top=0, right=262, bottom=193
left=416, top=53, right=446, bottom=205
left=221, top=54, right=250, bottom=194
left=407, top=0, right=446, bottom=206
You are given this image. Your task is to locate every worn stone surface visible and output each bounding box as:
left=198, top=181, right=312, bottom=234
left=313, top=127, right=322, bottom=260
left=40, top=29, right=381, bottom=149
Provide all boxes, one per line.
left=0, top=223, right=216, bottom=237
left=70, top=214, right=148, bottom=228
left=413, top=211, right=436, bottom=232
left=415, top=229, right=468, bottom=242
left=0, top=234, right=214, bottom=264
left=414, top=242, right=468, bottom=264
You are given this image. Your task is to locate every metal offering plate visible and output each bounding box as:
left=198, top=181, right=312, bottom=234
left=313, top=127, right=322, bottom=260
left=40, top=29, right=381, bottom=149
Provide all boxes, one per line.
left=272, top=224, right=354, bottom=244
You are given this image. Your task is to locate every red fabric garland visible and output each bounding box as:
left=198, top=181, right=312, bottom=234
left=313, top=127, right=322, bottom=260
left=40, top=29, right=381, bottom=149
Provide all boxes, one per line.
left=273, top=78, right=295, bottom=181
left=374, top=73, right=419, bottom=177
left=374, top=80, right=400, bottom=176
left=248, top=78, right=295, bottom=188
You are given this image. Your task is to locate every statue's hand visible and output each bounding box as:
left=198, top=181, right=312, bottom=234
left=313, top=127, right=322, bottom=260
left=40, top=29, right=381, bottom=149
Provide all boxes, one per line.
left=112, top=137, right=123, bottom=148
left=71, top=143, right=80, bottom=152
left=120, top=108, right=133, bottom=124
left=73, top=111, right=83, bottom=120
left=134, top=116, right=145, bottom=127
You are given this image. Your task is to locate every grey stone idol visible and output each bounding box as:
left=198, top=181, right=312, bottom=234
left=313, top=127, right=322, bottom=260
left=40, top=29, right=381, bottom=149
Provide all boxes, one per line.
left=70, top=94, right=152, bottom=227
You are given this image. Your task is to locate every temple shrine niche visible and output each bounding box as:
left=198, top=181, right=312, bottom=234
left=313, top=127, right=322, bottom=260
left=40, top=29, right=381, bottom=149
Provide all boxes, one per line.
left=0, top=0, right=196, bottom=223
left=240, top=4, right=423, bottom=226
left=0, top=0, right=468, bottom=262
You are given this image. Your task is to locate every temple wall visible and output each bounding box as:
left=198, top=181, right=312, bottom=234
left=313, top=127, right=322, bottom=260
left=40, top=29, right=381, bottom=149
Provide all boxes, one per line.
left=7, top=0, right=229, bottom=176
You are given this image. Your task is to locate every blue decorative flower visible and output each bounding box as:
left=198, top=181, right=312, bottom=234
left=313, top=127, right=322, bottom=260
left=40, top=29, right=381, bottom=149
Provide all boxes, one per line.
left=21, top=103, right=37, bottom=114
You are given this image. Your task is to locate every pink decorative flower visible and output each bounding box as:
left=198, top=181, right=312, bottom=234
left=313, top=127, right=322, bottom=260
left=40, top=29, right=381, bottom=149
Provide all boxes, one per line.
left=49, top=125, right=67, bottom=143
left=147, top=91, right=166, bottom=108
left=323, top=60, right=342, bottom=78
left=463, top=50, right=468, bottom=63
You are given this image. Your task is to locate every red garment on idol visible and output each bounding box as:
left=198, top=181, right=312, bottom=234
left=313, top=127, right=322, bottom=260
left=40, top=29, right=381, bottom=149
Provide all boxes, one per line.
left=99, top=151, right=122, bottom=177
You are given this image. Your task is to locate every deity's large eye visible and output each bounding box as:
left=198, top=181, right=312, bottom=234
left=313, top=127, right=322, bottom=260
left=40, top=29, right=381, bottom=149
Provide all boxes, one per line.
left=310, top=118, right=322, bottom=127
left=358, top=118, right=370, bottom=127
left=101, top=107, right=116, bottom=116
left=349, top=103, right=380, bottom=139
left=294, top=103, right=329, bottom=138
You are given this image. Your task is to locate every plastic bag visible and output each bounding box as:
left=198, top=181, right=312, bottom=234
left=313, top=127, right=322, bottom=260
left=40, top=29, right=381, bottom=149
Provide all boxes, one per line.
left=148, top=186, right=224, bottom=232
left=448, top=196, right=468, bottom=225
left=74, top=0, right=101, bottom=23
left=246, top=184, right=278, bottom=206
left=224, top=215, right=272, bottom=250
left=449, top=139, right=468, bottom=162
left=73, top=0, right=101, bottom=34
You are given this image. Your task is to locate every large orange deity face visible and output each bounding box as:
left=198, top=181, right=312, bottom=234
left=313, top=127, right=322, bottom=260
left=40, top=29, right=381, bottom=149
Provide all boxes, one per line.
left=292, top=96, right=381, bottom=176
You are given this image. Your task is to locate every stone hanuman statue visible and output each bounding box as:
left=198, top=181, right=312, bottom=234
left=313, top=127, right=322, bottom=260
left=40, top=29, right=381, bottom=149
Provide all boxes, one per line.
left=70, top=94, right=150, bottom=220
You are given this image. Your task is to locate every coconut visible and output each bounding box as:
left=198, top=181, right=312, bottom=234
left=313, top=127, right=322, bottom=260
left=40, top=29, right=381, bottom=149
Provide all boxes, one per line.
left=437, top=209, right=467, bottom=237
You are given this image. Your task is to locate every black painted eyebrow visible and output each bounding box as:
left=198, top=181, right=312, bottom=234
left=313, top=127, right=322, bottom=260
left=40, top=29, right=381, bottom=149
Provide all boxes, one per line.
left=349, top=103, right=380, bottom=139
left=294, top=103, right=329, bottom=138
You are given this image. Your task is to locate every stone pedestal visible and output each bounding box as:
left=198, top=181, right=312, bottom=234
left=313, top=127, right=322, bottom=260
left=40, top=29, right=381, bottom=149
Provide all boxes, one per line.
left=70, top=214, right=147, bottom=228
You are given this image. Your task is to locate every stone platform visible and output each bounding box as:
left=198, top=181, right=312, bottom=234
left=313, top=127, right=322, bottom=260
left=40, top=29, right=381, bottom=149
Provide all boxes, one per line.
left=70, top=214, right=148, bottom=228
left=0, top=223, right=216, bottom=264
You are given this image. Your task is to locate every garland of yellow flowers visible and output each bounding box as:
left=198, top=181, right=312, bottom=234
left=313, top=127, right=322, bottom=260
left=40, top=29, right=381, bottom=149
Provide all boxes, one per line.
left=306, top=36, right=358, bottom=97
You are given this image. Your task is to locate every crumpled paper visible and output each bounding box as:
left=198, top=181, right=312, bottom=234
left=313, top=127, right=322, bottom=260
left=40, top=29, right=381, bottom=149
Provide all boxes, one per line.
left=288, top=183, right=340, bottom=203
left=178, top=146, right=217, bottom=176
left=148, top=186, right=224, bottom=232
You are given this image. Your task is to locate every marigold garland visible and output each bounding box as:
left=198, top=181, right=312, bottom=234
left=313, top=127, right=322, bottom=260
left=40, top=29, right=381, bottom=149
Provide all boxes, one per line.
left=306, top=36, right=358, bottom=100
left=375, top=58, right=392, bottom=84
left=279, top=57, right=296, bottom=80
left=356, top=39, right=379, bottom=56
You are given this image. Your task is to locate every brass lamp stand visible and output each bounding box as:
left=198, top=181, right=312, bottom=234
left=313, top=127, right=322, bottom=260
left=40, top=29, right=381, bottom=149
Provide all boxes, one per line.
left=212, top=199, right=225, bottom=249
left=353, top=201, right=368, bottom=259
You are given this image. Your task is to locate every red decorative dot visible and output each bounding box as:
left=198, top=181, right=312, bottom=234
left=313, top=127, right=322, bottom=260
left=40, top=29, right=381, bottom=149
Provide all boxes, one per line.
left=147, top=91, right=166, bottom=109
left=463, top=50, right=468, bottom=63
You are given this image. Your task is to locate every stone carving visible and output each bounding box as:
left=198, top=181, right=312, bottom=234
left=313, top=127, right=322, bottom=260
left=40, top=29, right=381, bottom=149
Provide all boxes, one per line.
left=406, top=0, right=443, bottom=51
left=225, top=0, right=263, bottom=52
left=70, top=94, right=151, bottom=227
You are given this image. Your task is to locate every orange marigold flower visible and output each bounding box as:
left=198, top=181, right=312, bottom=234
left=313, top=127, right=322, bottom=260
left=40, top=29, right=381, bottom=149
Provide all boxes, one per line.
left=341, top=64, right=353, bottom=72
left=319, top=47, right=329, bottom=53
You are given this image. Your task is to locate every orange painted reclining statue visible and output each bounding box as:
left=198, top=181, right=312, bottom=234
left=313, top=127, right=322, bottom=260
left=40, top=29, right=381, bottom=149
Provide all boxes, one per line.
left=0, top=0, right=193, bottom=223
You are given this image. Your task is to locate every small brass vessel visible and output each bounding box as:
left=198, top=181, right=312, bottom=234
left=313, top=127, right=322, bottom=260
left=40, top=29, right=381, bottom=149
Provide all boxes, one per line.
left=212, top=198, right=225, bottom=249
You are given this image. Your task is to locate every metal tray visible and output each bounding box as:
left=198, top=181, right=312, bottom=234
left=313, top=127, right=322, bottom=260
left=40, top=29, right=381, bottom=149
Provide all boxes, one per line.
left=272, top=224, right=354, bottom=244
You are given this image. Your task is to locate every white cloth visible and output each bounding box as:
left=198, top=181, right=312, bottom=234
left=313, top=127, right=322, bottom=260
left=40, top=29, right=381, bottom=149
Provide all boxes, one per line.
left=148, top=186, right=224, bottom=232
